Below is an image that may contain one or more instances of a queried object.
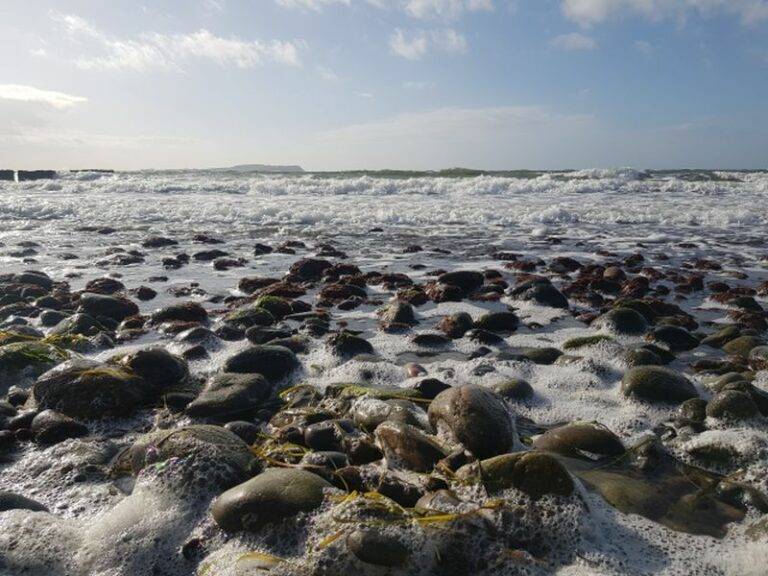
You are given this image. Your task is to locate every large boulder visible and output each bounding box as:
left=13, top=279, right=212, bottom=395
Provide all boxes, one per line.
left=151, top=302, right=209, bottom=324
left=116, top=347, right=189, bottom=392
left=509, top=278, right=568, bottom=309
left=211, top=468, right=331, bottom=532
left=621, top=366, right=698, bottom=404
left=428, top=385, right=516, bottom=458
left=595, top=308, right=648, bottom=335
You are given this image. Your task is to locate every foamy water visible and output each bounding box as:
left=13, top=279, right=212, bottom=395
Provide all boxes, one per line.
left=0, top=168, right=767, bottom=576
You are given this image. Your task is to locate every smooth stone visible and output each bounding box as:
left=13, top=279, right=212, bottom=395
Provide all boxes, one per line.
left=222, top=345, right=298, bottom=382
left=211, top=468, right=331, bottom=532
left=473, top=311, right=519, bottom=333
left=30, top=409, right=88, bottom=445
left=491, top=379, right=534, bottom=401
left=347, top=527, right=410, bottom=567
left=706, top=390, right=759, bottom=420
left=651, top=326, right=699, bottom=352
left=375, top=421, right=446, bottom=472
left=0, top=492, right=48, bottom=512
left=428, top=385, right=516, bottom=459
left=186, top=373, right=271, bottom=420
left=533, top=421, right=625, bottom=458
left=621, top=366, right=698, bottom=404
left=78, top=293, right=138, bottom=322
left=596, top=308, right=649, bottom=335
left=327, top=332, right=374, bottom=357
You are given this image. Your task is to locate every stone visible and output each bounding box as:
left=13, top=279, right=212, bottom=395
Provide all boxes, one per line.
left=0, top=492, right=48, bottom=512
left=706, top=390, right=759, bottom=420
left=78, top=293, right=138, bottom=322
left=491, top=379, right=534, bottom=401
left=117, top=347, right=189, bottom=391
left=347, top=528, right=410, bottom=567
left=211, top=468, right=331, bottom=532
left=533, top=421, right=625, bottom=458
left=327, top=332, right=374, bottom=357
left=222, top=345, right=298, bottom=382
left=438, top=270, right=484, bottom=295
left=375, top=421, right=446, bottom=472
left=379, top=301, right=417, bottom=327
left=650, top=326, right=699, bottom=352
left=509, top=278, right=569, bottom=308
left=30, top=409, right=88, bottom=445
left=473, top=311, right=519, bottom=333
left=428, top=385, right=516, bottom=458
left=151, top=302, right=208, bottom=324
left=438, top=312, right=473, bottom=339
left=186, top=373, right=271, bottom=420
left=724, top=336, right=764, bottom=358
left=595, top=308, right=649, bottom=335
left=621, top=366, right=698, bottom=404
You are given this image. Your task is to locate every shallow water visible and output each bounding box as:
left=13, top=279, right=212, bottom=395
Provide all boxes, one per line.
left=0, top=168, right=766, bottom=575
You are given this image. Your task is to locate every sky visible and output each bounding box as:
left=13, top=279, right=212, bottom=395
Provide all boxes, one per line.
left=0, top=0, right=767, bottom=170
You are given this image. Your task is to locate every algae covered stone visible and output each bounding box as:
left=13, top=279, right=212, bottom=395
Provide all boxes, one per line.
left=621, top=366, right=698, bottom=404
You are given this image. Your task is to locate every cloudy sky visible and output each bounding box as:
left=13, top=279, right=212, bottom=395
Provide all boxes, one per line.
left=1, top=0, right=767, bottom=170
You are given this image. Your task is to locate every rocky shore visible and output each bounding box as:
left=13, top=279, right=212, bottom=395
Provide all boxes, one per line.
left=0, top=231, right=767, bottom=576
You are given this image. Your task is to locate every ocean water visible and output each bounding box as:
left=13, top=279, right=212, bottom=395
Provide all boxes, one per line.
left=0, top=168, right=767, bottom=575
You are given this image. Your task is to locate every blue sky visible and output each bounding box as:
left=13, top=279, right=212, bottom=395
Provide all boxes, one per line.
left=0, top=0, right=766, bottom=170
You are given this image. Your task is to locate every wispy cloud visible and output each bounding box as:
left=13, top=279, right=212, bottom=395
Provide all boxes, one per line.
left=274, top=0, right=493, bottom=20
left=390, top=28, right=467, bottom=59
left=52, top=13, right=302, bottom=71
left=561, top=0, right=768, bottom=28
left=550, top=32, right=597, bottom=51
left=0, top=84, right=87, bottom=109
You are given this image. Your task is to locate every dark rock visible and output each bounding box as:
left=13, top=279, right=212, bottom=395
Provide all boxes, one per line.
left=438, top=312, right=473, bottom=339
left=650, top=326, right=699, bottom=352
left=491, top=379, right=534, bottom=401
left=706, top=390, right=759, bottom=420
left=596, top=308, right=649, bottom=335
left=379, top=302, right=417, bottom=327
left=211, top=468, right=331, bottom=532
left=621, top=366, right=698, bottom=404
left=30, top=409, right=88, bottom=445
left=473, top=311, right=519, bottom=333
left=509, top=278, right=569, bottom=308
left=117, top=347, right=189, bottom=391
left=412, top=378, right=451, bottom=400
left=224, top=421, right=260, bottom=445
left=288, top=258, right=332, bottom=281
left=533, top=421, right=624, bottom=458
left=375, top=421, right=446, bottom=472
left=347, top=528, right=410, bottom=567
left=78, top=293, right=138, bottom=322
left=151, top=302, right=208, bottom=324
left=438, top=271, right=484, bottom=295
left=142, top=236, right=178, bottom=248
left=428, top=385, right=515, bottom=458
left=222, top=345, right=298, bottom=382
left=327, top=332, right=374, bottom=357
left=0, top=492, right=48, bottom=512
left=186, top=373, right=271, bottom=420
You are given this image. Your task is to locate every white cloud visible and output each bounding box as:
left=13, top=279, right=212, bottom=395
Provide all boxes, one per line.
left=0, top=85, right=87, bottom=110
left=274, top=0, right=493, bottom=19
left=52, top=13, right=301, bottom=71
left=550, top=32, right=597, bottom=50
left=561, top=0, right=768, bottom=28
left=403, top=0, right=493, bottom=19
left=390, top=28, right=467, bottom=59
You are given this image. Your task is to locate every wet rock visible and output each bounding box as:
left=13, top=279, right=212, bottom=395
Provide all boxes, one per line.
left=706, top=390, right=759, bottom=420
left=491, top=379, right=534, bottom=401
left=625, top=347, right=663, bottom=366
left=723, top=335, right=764, bottom=358
left=347, top=527, right=410, bottom=567
left=650, top=326, right=699, bottom=352
left=438, top=312, right=473, bottom=339
left=134, top=286, right=157, bottom=301
left=459, top=451, right=573, bottom=498
left=749, top=345, right=768, bottom=370
left=115, top=424, right=256, bottom=486
left=193, top=249, right=228, bottom=261
left=563, top=334, right=614, bottom=350
left=252, top=296, right=293, bottom=320
left=288, top=258, right=333, bottom=281
left=473, top=311, right=519, bottom=333
left=0, top=342, right=68, bottom=393
left=0, top=492, right=48, bottom=512
left=245, top=326, right=292, bottom=345
left=224, top=421, right=260, bottom=444
left=142, top=236, right=178, bottom=248
left=33, top=359, right=151, bottom=418
left=596, top=307, right=649, bottom=335
left=438, top=270, right=484, bottom=295
left=327, top=332, right=374, bottom=357
left=78, top=293, right=138, bottom=322
left=621, top=366, right=698, bottom=404
left=677, top=398, right=707, bottom=426
left=224, top=305, right=275, bottom=330
left=533, top=421, right=625, bottom=458
left=375, top=421, right=446, bottom=472
left=117, top=347, right=189, bottom=391
left=211, top=468, right=331, bottom=532
left=186, top=373, right=271, bottom=420
left=509, top=278, right=569, bottom=308
left=701, top=325, right=741, bottom=349
left=379, top=301, right=417, bottom=327
left=428, top=385, right=516, bottom=458
left=30, top=409, right=88, bottom=445
left=151, top=302, right=208, bottom=324
left=412, top=333, right=451, bottom=347
left=413, top=378, right=451, bottom=399
left=222, top=345, right=298, bottom=382
left=50, top=313, right=105, bottom=337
